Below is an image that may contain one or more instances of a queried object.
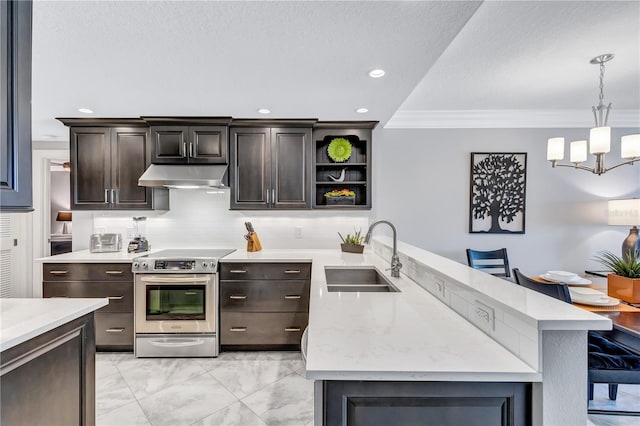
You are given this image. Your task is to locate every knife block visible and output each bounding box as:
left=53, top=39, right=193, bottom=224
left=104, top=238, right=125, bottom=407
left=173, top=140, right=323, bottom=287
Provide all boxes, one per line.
left=247, top=232, right=262, bottom=252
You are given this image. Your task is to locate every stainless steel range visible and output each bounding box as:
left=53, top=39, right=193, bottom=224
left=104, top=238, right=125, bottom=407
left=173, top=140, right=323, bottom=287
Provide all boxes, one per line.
left=132, top=249, right=235, bottom=358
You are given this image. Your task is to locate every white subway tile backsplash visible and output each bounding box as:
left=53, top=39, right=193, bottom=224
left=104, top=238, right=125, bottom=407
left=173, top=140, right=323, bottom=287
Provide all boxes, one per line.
left=375, top=238, right=541, bottom=370
left=494, top=319, right=520, bottom=356
left=519, top=334, right=540, bottom=370
left=73, top=189, right=371, bottom=251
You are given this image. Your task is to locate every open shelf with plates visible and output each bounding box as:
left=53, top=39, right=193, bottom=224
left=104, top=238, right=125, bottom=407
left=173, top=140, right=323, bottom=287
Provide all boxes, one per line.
left=312, top=122, right=376, bottom=209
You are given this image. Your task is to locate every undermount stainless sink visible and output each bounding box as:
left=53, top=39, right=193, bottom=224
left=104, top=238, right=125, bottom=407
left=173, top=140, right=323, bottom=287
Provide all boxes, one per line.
left=324, top=266, right=400, bottom=293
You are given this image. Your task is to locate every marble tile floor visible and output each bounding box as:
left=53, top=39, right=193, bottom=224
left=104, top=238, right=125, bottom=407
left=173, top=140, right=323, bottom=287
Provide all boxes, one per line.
left=96, top=351, right=637, bottom=426
left=95, top=351, right=313, bottom=426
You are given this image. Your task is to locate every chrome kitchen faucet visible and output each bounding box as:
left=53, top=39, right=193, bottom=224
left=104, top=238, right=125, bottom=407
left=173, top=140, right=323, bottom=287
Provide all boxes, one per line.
left=364, top=220, right=402, bottom=278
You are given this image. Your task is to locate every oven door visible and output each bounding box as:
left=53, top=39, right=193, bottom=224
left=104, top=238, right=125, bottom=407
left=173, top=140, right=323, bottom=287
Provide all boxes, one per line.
left=135, top=274, right=215, bottom=334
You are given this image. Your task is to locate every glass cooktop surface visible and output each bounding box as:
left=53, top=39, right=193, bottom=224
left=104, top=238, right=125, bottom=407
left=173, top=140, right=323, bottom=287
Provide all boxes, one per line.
left=137, top=249, right=236, bottom=260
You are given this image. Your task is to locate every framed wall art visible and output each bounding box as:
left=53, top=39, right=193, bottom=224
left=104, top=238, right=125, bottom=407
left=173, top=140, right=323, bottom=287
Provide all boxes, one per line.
left=469, top=152, right=527, bottom=234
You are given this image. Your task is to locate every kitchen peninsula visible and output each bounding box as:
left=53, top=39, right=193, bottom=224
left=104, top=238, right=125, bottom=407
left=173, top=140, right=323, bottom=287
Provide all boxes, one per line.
left=0, top=298, right=108, bottom=425
left=35, top=238, right=611, bottom=425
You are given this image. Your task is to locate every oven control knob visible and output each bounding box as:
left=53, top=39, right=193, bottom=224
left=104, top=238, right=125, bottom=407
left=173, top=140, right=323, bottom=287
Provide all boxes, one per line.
left=141, top=262, right=148, bottom=269
left=202, top=262, right=208, bottom=268
left=133, top=262, right=139, bottom=269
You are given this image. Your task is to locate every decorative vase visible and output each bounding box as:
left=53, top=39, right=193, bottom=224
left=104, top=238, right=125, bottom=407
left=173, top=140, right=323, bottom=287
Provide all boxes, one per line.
left=607, top=274, right=640, bottom=303
left=341, top=243, right=364, bottom=254
left=326, top=196, right=355, bottom=206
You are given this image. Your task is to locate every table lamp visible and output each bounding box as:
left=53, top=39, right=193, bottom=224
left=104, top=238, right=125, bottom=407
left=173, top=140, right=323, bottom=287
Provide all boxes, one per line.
left=608, top=199, right=640, bottom=261
left=56, top=211, right=72, bottom=234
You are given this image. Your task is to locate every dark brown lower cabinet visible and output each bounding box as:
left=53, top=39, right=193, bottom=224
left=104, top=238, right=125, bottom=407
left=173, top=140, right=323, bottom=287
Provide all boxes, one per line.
left=322, top=380, right=531, bottom=426
left=43, top=263, right=134, bottom=351
left=219, top=262, right=311, bottom=350
left=0, top=313, right=96, bottom=426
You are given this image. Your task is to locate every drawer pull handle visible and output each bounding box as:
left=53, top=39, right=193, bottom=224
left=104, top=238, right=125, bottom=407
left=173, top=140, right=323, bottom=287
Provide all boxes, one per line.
left=285, top=327, right=301, bottom=332
left=229, top=327, right=247, bottom=332
left=49, top=270, right=68, bottom=275
left=105, top=328, right=125, bottom=333
left=51, top=296, right=69, bottom=298
left=107, top=296, right=124, bottom=300
left=184, top=291, right=198, bottom=296
left=105, top=270, right=124, bottom=275
left=284, top=270, right=301, bottom=274
left=229, top=295, right=247, bottom=300
left=284, top=295, right=301, bottom=299
left=229, top=269, right=247, bottom=274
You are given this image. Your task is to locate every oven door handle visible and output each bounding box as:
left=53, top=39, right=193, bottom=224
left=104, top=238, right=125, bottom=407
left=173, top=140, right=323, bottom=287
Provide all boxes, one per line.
left=148, top=338, right=205, bottom=348
left=139, top=276, right=211, bottom=284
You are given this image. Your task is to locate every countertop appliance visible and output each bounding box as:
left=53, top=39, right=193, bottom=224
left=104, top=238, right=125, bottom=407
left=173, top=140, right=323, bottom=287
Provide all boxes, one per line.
left=128, top=216, right=149, bottom=253
left=132, top=248, right=235, bottom=357
left=89, top=233, right=122, bottom=253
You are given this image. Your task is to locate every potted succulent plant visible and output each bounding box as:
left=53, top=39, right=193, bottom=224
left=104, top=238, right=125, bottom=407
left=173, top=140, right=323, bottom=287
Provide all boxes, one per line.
left=324, top=188, right=356, bottom=206
left=594, top=249, right=640, bottom=303
left=338, top=228, right=364, bottom=253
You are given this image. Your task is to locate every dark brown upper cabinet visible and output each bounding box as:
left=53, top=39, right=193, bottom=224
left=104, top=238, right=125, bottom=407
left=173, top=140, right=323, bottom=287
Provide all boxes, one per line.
left=0, top=1, right=32, bottom=212
left=143, top=117, right=231, bottom=164
left=59, top=119, right=169, bottom=211
left=230, top=121, right=313, bottom=210
left=312, top=122, right=377, bottom=210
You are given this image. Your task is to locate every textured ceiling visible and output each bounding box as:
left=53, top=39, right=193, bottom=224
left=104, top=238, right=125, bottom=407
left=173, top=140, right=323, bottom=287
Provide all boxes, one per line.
left=31, top=1, right=639, bottom=140
left=388, top=0, right=640, bottom=128
left=32, top=0, right=481, bottom=140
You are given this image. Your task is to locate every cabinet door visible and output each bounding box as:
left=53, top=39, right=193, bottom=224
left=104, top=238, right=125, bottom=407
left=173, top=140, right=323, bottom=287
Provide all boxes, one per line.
left=189, top=126, right=227, bottom=164
left=150, top=126, right=188, bottom=164
left=70, top=127, right=111, bottom=209
left=271, top=128, right=311, bottom=209
left=230, top=128, right=271, bottom=209
left=111, top=127, right=153, bottom=209
left=0, top=0, right=32, bottom=211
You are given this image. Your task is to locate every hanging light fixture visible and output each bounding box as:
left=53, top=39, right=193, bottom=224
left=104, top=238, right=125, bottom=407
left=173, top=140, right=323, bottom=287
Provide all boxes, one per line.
left=547, top=54, right=640, bottom=175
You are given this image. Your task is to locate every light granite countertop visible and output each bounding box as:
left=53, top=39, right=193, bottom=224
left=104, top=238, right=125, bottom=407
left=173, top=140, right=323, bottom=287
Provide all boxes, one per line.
left=33, top=242, right=610, bottom=383
left=0, top=298, right=108, bottom=351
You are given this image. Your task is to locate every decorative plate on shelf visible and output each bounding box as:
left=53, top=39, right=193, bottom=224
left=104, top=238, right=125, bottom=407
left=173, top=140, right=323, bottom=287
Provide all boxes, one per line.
left=327, top=138, right=352, bottom=162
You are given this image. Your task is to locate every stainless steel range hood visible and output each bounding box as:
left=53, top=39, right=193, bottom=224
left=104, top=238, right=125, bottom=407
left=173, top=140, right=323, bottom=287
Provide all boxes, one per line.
left=138, top=164, right=227, bottom=188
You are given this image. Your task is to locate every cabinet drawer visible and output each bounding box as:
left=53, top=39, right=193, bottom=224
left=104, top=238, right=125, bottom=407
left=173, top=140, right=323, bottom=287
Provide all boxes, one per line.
left=95, top=313, right=134, bottom=349
left=219, top=263, right=311, bottom=280
left=220, top=280, right=309, bottom=312
left=43, top=281, right=133, bottom=313
left=220, top=312, right=308, bottom=346
left=43, top=263, right=133, bottom=281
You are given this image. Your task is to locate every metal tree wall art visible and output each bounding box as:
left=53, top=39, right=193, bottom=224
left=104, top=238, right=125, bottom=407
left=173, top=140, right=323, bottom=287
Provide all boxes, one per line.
left=469, top=153, right=527, bottom=234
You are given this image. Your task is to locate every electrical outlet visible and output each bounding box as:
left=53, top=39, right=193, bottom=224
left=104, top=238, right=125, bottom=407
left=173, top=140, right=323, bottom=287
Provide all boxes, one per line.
left=472, top=300, right=495, bottom=333
left=294, top=226, right=303, bottom=239
left=95, top=226, right=107, bottom=234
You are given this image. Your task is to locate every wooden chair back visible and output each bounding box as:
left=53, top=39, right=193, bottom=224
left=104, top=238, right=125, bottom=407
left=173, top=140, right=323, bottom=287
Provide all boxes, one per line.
left=466, top=248, right=510, bottom=278
left=512, top=268, right=572, bottom=303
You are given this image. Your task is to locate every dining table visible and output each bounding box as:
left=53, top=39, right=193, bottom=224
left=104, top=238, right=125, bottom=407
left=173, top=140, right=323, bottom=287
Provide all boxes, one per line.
left=534, top=272, right=640, bottom=353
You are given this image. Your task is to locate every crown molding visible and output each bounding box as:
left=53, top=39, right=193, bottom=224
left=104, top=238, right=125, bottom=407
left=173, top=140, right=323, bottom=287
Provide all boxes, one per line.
left=385, top=109, right=640, bottom=129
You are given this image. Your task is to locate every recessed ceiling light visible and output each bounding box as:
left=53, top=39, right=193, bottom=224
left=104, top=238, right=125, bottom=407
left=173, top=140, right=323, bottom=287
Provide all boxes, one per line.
left=368, top=69, right=385, bottom=78
left=77, top=108, right=94, bottom=114
left=356, top=108, right=369, bottom=113
left=258, top=108, right=271, bottom=114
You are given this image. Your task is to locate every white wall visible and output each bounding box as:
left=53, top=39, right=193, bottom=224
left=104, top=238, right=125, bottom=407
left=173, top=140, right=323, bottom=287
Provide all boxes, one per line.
left=72, top=189, right=371, bottom=251
left=373, top=127, right=640, bottom=275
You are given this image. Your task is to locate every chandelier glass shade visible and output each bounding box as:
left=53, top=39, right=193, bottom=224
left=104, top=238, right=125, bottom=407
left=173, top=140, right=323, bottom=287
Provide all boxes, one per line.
left=547, top=54, right=640, bottom=175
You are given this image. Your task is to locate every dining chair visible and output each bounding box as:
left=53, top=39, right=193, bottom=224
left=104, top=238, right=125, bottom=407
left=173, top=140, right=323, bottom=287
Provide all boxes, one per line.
left=466, top=248, right=510, bottom=278
left=512, top=268, right=572, bottom=303
left=512, top=269, right=640, bottom=410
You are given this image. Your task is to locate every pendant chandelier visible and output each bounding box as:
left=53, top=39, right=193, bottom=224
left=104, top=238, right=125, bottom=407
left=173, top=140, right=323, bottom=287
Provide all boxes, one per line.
left=547, top=54, right=640, bottom=175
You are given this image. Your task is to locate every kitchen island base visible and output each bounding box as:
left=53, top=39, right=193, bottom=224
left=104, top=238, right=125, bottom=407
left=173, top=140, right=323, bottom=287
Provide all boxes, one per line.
left=1, top=313, right=96, bottom=426
left=316, top=380, right=530, bottom=426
